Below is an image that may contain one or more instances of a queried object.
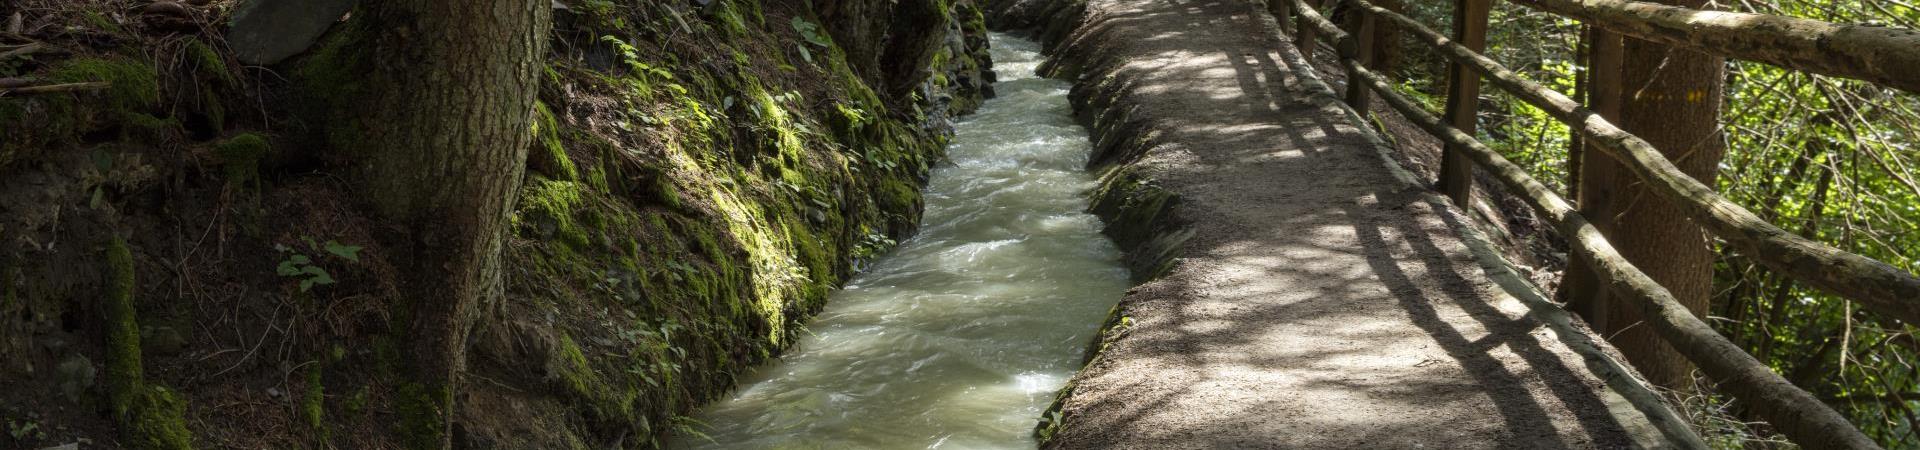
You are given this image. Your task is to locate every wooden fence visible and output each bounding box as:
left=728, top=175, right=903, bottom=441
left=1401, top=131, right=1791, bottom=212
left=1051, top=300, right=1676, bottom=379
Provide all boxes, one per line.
left=1268, top=0, right=1920, bottom=448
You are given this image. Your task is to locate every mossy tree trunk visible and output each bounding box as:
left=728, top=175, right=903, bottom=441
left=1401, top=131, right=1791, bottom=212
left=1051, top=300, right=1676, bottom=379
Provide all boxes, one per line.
left=1563, top=0, right=1726, bottom=390
left=332, top=0, right=550, bottom=447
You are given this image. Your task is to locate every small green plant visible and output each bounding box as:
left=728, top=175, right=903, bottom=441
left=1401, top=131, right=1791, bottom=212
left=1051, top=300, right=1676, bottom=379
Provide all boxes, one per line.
left=670, top=415, right=713, bottom=444
left=852, top=231, right=896, bottom=260
left=790, top=18, right=832, bottom=47
left=790, top=17, right=832, bottom=64
left=6, top=418, right=45, bottom=441
left=273, top=238, right=361, bottom=292
left=600, top=35, right=681, bottom=100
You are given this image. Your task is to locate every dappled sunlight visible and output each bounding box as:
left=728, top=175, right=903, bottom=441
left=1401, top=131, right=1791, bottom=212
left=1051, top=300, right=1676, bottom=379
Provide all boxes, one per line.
left=1027, top=0, right=1651, bottom=447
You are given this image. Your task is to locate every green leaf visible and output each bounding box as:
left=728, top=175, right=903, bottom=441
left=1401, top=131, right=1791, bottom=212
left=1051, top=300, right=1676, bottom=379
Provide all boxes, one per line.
left=276, top=260, right=303, bottom=276
left=324, top=240, right=362, bottom=262
left=790, top=17, right=832, bottom=47
left=289, top=254, right=311, bottom=265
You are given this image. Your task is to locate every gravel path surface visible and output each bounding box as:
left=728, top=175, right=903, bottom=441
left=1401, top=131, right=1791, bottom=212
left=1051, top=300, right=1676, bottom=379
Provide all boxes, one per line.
left=1034, top=0, right=1676, bottom=448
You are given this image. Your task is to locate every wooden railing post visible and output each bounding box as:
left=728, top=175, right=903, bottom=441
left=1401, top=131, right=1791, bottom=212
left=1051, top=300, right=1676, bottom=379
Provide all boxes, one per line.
left=1270, top=0, right=1293, bottom=33
left=1437, top=0, right=1489, bottom=205
left=1295, top=0, right=1321, bottom=53
left=1342, top=0, right=1376, bottom=108
left=1561, top=26, right=1625, bottom=324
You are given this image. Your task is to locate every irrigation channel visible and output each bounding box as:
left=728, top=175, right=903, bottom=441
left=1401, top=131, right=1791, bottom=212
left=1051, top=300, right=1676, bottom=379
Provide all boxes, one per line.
left=673, top=33, right=1130, bottom=448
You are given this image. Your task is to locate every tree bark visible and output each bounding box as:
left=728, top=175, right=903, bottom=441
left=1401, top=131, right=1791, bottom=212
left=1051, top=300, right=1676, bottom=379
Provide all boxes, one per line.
left=1569, top=0, right=1726, bottom=389
left=337, top=0, right=549, bottom=447
left=880, top=0, right=952, bottom=103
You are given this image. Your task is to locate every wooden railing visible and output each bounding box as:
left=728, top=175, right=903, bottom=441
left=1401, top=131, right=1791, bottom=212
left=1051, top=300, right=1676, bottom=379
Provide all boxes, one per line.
left=1268, top=0, right=1920, bottom=448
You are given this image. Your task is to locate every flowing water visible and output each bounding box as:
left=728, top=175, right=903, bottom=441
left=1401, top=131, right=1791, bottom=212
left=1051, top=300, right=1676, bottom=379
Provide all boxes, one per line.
left=674, top=33, right=1129, bottom=449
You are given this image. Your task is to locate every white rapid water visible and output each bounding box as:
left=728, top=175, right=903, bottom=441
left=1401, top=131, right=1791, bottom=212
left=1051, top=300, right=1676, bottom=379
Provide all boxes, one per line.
left=673, top=33, right=1127, bottom=449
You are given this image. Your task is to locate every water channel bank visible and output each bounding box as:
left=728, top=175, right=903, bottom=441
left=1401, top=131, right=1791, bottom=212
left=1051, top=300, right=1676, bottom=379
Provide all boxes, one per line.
left=674, top=33, right=1128, bottom=449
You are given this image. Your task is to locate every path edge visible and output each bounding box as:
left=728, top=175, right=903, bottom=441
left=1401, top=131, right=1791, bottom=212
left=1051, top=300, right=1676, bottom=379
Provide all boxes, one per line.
left=986, top=0, right=1701, bottom=447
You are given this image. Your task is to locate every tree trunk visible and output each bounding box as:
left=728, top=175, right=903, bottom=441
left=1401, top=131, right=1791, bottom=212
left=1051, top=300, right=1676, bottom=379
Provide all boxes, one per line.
left=1564, top=0, right=1725, bottom=389
left=339, top=0, right=549, bottom=447
left=881, top=0, right=952, bottom=102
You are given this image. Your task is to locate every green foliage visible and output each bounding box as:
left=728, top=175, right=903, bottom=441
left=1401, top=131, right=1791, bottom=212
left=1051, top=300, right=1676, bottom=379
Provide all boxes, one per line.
left=1384, top=0, right=1920, bottom=445
left=7, top=418, right=45, bottom=442
left=600, top=36, right=682, bottom=101
left=790, top=17, right=833, bottom=63
left=272, top=238, right=358, bottom=292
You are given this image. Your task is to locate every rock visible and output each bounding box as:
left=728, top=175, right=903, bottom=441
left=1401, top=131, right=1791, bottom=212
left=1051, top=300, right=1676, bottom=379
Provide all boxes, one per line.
left=54, top=354, right=95, bottom=403
left=140, top=1, right=199, bottom=33
left=140, top=325, right=186, bottom=356
left=142, top=2, right=192, bottom=18
left=226, top=0, right=358, bottom=65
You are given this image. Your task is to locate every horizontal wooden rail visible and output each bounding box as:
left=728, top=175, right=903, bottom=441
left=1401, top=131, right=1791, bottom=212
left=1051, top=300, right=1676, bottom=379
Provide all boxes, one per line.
left=1345, top=0, right=1920, bottom=328
left=1504, top=0, right=1920, bottom=94
left=1337, top=55, right=1876, bottom=450
left=1287, top=1, right=1890, bottom=447
left=1288, top=0, right=1353, bottom=54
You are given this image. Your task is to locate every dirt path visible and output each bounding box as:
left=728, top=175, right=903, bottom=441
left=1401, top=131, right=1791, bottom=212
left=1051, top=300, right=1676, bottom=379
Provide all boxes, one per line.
left=1023, top=0, right=1688, bottom=448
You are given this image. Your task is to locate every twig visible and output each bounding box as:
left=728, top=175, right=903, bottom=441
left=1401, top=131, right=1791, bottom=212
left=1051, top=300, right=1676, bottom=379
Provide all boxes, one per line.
left=0, top=42, right=43, bottom=60
left=0, top=81, right=110, bottom=95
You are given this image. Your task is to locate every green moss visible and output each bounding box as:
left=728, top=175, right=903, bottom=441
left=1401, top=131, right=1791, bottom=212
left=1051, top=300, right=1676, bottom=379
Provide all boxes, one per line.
left=394, top=381, right=448, bottom=450
left=530, top=102, right=579, bottom=181
left=653, top=176, right=683, bottom=210
left=122, top=112, right=180, bottom=143
left=103, top=237, right=194, bottom=449
left=712, top=1, right=752, bottom=37
left=517, top=177, right=590, bottom=248
left=342, top=385, right=369, bottom=414
left=104, top=237, right=143, bottom=416
left=553, top=334, right=637, bottom=425
left=214, top=133, right=271, bottom=189
left=123, top=385, right=194, bottom=450
left=81, top=11, right=127, bottom=35
left=304, top=364, right=327, bottom=441
left=483, top=4, right=981, bottom=444
left=49, top=57, right=160, bottom=111
left=185, top=39, right=236, bottom=87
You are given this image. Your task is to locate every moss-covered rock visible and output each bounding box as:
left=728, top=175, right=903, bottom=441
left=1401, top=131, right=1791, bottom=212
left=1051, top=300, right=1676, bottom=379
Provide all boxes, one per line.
left=1, top=56, right=162, bottom=170
left=214, top=133, right=271, bottom=190
left=103, top=237, right=194, bottom=450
